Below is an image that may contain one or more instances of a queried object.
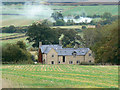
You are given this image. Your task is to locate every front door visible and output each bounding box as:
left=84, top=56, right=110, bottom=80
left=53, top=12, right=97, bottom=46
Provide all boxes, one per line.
left=51, top=61, right=54, bottom=64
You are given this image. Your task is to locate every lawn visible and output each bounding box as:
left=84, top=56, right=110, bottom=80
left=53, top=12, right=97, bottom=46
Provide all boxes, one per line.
left=2, top=65, right=118, bottom=88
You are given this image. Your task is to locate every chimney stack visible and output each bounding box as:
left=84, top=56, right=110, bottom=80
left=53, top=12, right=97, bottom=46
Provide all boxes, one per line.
left=74, top=43, right=78, bottom=49
left=39, top=42, right=42, bottom=47
left=59, top=40, right=62, bottom=46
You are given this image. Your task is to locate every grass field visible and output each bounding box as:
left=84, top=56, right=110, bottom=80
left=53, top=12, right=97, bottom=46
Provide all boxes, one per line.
left=51, top=25, right=95, bottom=29
left=62, top=5, right=118, bottom=16
left=2, top=65, right=118, bottom=88
left=0, top=33, right=19, bottom=38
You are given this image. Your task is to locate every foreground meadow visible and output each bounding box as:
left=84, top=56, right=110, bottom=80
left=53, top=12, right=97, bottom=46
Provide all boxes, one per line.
left=2, top=65, right=118, bottom=88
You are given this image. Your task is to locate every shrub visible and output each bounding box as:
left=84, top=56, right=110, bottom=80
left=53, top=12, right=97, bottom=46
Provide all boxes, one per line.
left=2, top=42, right=33, bottom=64
left=80, top=61, right=95, bottom=65
left=82, top=26, right=87, bottom=29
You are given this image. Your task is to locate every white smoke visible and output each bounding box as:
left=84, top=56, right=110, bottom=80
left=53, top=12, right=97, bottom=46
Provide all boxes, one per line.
left=19, top=1, right=53, bottom=20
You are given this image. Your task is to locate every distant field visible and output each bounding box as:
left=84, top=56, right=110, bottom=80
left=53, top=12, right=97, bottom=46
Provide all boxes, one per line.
left=2, top=5, right=118, bottom=16
left=1, top=15, right=35, bottom=27
left=1, top=34, right=33, bottom=49
left=51, top=25, right=95, bottom=29
left=1, top=37, right=27, bottom=46
left=62, top=5, right=118, bottom=16
left=1, top=5, right=118, bottom=27
left=0, top=33, right=19, bottom=38
left=2, top=65, right=118, bottom=88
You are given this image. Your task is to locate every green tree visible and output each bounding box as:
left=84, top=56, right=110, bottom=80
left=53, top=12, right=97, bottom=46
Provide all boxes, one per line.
left=55, top=19, right=65, bottom=26
left=91, top=20, right=119, bottom=64
left=26, top=23, right=59, bottom=47
left=57, top=29, right=82, bottom=47
left=102, top=12, right=112, bottom=20
left=2, top=42, right=32, bottom=64
left=16, top=41, right=26, bottom=50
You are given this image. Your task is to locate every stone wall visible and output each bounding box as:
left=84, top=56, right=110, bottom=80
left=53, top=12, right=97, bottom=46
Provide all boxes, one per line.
left=46, top=48, right=58, bottom=64
left=44, top=49, right=94, bottom=64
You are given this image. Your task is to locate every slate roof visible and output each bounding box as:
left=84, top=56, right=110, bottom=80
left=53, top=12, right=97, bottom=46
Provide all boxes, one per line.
left=40, top=45, right=90, bottom=56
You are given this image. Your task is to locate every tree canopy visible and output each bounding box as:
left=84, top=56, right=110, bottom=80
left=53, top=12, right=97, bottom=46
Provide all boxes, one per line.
left=83, top=20, right=119, bottom=64
left=26, top=23, right=59, bottom=47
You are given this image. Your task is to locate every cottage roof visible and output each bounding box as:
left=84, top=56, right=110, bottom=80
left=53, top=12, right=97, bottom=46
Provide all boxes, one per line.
left=39, top=45, right=62, bottom=53
left=39, top=45, right=90, bottom=56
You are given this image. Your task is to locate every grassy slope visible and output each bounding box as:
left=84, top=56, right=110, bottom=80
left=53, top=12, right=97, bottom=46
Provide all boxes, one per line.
left=0, top=33, right=19, bottom=38
left=62, top=5, right=118, bottom=16
left=1, top=37, right=27, bottom=46
left=2, top=65, right=118, bottom=88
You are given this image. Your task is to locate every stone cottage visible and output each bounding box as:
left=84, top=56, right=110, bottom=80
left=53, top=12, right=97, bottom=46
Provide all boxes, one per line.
left=38, top=42, right=94, bottom=64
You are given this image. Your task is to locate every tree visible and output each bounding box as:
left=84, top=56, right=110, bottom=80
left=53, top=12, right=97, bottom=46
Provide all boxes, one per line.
left=82, top=26, right=87, bottom=29
left=91, top=20, right=119, bottom=64
left=83, top=28, right=102, bottom=47
left=26, top=23, right=59, bottom=47
left=16, top=41, right=26, bottom=50
left=57, top=29, right=82, bottom=47
left=2, top=25, right=16, bottom=33
left=55, top=19, right=65, bottom=26
left=2, top=42, right=32, bottom=64
left=66, top=20, right=74, bottom=26
left=102, top=12, right=112, bottom=20
left=51, top=12, right=63, bottom=21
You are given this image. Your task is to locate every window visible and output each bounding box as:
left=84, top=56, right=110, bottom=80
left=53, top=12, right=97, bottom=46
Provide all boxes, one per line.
left=76, top=61, right=80, bottom=64
left=72, top=51, right=77, bottom=57
left=51, top=61, right=54, bottom=64
left=89, top=53, right=91, bottom=56
left=63, top=56, right=65, bottom=62
left=69, top=61, right=73, bottom=64
left=89, top=60, right=91, bottom=63
left=58, top=61, right=60, bottom=64
left=52, top=55, right=54, bottom=57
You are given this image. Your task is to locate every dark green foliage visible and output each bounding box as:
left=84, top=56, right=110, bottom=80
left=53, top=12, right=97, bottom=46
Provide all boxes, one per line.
left=102, top=12, right=112, bottom=20
left=26, top=23, right=82, bottom=48
left=57, top=29, right=82, bottom=47
left=54, top=19, right=66, bottom=26
left=80, top=61, right=95, bottom=65
left=16, top=41, right=26, bottom=50
left=2, top=41, right=32, bottom=64
left=66, top=20, right=75, bottom=26
left=82, top=26, right=87, bottom=29
left=84, top=20, right=119, bottom=65
left=1, top=25, right=28, bottom=33
left=26, top=23, right=59, bottom=47
left=51, top=12, right=63, bottom=21
left=83, top=28, right=102, bottom=47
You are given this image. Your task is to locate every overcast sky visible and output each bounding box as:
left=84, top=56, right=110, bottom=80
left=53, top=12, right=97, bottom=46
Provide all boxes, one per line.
left=1, top=0, right=119, bottom=2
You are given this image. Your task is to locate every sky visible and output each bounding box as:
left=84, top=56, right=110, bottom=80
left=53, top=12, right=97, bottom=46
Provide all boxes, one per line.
left=1, top=0, right=119, bottom=2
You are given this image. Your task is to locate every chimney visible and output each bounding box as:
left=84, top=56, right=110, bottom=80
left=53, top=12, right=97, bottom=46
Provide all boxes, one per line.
left=59, top=40, right=62, bottom=46
left=39, top=42, right=42, bottom=47
left=74, top=43, right=78, bottom=49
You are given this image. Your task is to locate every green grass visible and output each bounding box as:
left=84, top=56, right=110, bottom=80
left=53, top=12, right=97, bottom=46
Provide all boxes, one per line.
left=51, top=25, right=95, bottom=29
left=0, top=33, right=19, bottom=38
left=62, top=5, right=118, bottom=16
left=2, top=65, right=118, bottom=88
left=1, top=37, right=27, bottom=46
